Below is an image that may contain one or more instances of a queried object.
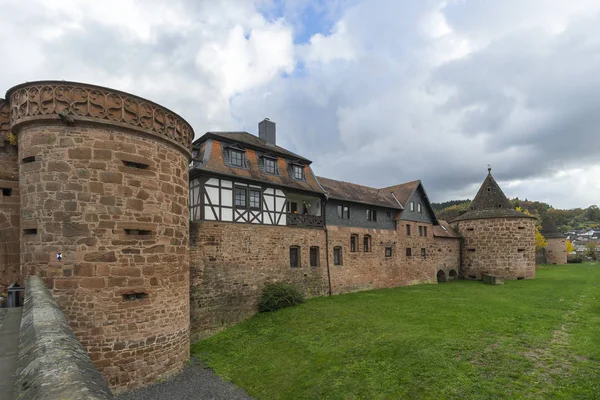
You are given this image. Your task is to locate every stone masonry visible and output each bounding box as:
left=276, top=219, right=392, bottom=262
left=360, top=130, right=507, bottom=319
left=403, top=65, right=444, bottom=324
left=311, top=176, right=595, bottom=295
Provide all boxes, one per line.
left=190, top=221, right=328, bottom=341
left=0, top=99, right=20, bottom=292
left=454, top=217, right=536, bottom=280
left=545, top=237, right=567, bottom=265
left=6, top=81, right=194, bottom=393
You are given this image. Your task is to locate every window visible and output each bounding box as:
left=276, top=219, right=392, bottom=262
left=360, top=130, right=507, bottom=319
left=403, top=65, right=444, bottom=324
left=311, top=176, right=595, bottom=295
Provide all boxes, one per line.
left=287, top=201, right=298, bottom=213
left=418, top=203, right=422, bottom=213
left=1, top=188, right=12, bottom=197
left=406, top=248, right=412, bottom=257
left=410, top=201, right=415, bottom=211
left=406, top=224, right=411, bottom=236
left=230, top=150, right=244, bottom=167
left=292, top=165, right=304, bottom=180
left=421, top=248, right=427, bottom=257
left=423, top=226, right=427, bottom=237
left=350, top=235, right=358, bottom=252
left=387, top=212, right=392, bottom=219
left=366, top=209, right=378, bottom=221
left=310, top=247, right=319, bottom=267
left=264, top=158, right=277, bottom=174
left=385, top=247, right=393, bottom=257
left=338, top=205, right=350, bottom=219
left=419, top=226, right=423, bottom=236
left=234, top=187, right=247, bottom=208
left=363, top=235, right=371, bottom=252
left=290, top=246, right=300, bottom=268
left=249, top=189, right=261, bottom=210
left=333, top=247, right=343, bottom=265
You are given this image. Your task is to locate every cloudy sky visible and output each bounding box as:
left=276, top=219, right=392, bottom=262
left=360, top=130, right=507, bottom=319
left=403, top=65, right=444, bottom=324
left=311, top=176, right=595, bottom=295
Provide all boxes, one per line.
left=1, top=0, right=599, bottom=209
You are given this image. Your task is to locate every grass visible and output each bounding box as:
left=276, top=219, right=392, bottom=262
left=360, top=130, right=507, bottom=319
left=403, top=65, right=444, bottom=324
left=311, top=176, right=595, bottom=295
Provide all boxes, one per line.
left=191, top=264, right=600, bottom=399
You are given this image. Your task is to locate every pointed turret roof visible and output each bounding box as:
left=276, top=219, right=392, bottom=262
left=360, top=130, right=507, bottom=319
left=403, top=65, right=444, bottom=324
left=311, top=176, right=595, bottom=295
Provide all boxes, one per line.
left=540, top=215, right=565, bottom=238
left=451, top=168, right=535, bottom=222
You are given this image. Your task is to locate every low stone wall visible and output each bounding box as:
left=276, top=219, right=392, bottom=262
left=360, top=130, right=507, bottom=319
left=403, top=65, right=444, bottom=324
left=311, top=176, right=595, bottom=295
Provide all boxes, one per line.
left=15, top=276, right=113, bottom=400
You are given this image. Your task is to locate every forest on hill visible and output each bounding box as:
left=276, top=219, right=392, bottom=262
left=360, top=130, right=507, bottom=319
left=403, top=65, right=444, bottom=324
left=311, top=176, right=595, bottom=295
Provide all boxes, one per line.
left=432, top=198, right=600, bottom=232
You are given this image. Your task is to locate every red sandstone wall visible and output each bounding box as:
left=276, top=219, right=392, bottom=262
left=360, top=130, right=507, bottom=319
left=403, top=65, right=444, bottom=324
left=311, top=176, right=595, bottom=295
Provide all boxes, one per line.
left=0, top=99, right=20, bottom=292
left=546, top=237, right=567, bottom=265
left=189, top=221, right=328, bottom=340
left=17, top=122, right=189, bottom=393
left=432, top=237, right=461, bottom=279
left=454, top=217, right=536, bottom=280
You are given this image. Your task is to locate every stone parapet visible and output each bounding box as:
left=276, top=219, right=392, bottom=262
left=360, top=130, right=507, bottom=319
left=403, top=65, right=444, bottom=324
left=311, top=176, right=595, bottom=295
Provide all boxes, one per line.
left=6, top=81, right=193, bottom=157
left=15, top=276, right=113, bottom=400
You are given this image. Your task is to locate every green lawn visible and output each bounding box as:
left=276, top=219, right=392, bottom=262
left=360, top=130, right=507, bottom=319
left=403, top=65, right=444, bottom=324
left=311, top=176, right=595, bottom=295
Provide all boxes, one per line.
left=191, top=264, right=600, bottom=399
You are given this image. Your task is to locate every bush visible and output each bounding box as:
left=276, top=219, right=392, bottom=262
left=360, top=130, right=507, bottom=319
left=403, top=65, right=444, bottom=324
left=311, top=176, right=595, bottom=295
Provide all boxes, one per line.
left=259, top=282, right=304, bottom=312
left=567, top=256, right=583, bottom=264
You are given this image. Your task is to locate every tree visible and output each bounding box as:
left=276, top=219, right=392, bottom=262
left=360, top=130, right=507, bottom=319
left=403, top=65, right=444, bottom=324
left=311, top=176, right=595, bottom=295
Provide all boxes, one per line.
left=535, top=229, right=548, bottom=251
left=586, top=205, right=600, bottom=222
left=566, top=240, right=575, bottom=253
left=585, top=243, right=598, bottom=261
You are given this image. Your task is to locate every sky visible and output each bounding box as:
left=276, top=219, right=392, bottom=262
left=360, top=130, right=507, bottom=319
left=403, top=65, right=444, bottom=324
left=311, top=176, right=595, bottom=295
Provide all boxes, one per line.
left=1, top=0, right=599, bottom=209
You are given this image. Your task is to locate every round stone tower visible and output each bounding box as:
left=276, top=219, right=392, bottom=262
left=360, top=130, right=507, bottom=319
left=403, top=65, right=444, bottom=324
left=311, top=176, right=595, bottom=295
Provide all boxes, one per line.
left=451, top=169, right=537, bottom=280
left=540, top=215, right=567, bottom=265
left=6, top=81, right=193, bottom=392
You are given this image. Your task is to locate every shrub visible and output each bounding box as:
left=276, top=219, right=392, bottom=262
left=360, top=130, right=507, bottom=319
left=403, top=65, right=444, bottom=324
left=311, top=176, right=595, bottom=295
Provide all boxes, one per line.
left=259, top=282, right=304, bottom=312
left=567, top=256, right=583, bottom=264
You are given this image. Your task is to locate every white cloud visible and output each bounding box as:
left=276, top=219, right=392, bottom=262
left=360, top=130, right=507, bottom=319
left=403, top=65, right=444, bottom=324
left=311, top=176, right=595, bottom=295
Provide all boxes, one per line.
left=1, top=0, right=600, bottom=209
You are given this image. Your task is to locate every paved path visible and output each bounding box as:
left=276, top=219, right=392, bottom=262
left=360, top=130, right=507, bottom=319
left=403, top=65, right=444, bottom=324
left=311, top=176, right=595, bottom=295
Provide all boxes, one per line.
left=116, top=358, right=253, bottom=400
left=0, top=307, right=22, bottom=400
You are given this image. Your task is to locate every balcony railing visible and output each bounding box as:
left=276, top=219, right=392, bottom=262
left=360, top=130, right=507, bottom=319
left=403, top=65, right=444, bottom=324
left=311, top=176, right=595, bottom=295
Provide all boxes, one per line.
left=286, top=213, right=323, bottom=227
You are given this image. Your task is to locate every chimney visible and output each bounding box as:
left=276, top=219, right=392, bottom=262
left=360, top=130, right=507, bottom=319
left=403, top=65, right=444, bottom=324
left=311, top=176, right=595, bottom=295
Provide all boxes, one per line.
left=258, top=118, right=276, bottom=145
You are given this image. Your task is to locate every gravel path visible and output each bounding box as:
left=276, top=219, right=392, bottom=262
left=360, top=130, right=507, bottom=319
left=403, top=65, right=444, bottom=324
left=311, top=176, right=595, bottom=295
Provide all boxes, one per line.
left=117, top=358, right=253, bottom=400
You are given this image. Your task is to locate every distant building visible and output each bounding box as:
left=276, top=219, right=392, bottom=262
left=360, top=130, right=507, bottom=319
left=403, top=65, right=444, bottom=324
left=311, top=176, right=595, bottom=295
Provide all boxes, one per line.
left=540, top=216, right=567, bottom=264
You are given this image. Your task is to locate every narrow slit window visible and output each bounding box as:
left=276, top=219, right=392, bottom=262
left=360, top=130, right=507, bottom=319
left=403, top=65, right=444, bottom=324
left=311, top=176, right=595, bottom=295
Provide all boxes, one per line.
left=363, top=235, right=371, bottom=252
left=518, top=248, right=525, bottom=252
left=23, top=228, right=37, bottom=235
left=350, top=235, right=358, bottom=252
left=421, top=248, right=427, bottom=257
left=124, top=229, right=152, bottom=235
left=22, top=156, right=35, bottom=163
left=310, top=246, right=319, bottom=267
left=406, top=224, right=411, bottom=236
left=123, top=292, right=148, bottom=301
left=122, top=160, right=149, bottom=169
left=406, top=248, right=412, bottom=257
left=518, top=226, right=525, bottom=230
left=290, top=246, right=300, bottom=268
left=1, top=188, right=12, bottom=196
left=333, top=247, right=343, bottom=266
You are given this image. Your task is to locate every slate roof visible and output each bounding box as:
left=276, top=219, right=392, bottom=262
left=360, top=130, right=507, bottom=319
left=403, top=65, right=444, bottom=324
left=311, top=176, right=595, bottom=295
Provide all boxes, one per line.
left=194, top=131, right=310, bottom=163
left=316, top=177, right=402, bottom=209
left=540, top=216, right=565, bottom=238
left=433, top=220, right=460, bottom=238
left=451, top=169, right=535, bottom=222
left=190, top=137, right=324, bottom=194
left=379, top=180, right=421, bottom=207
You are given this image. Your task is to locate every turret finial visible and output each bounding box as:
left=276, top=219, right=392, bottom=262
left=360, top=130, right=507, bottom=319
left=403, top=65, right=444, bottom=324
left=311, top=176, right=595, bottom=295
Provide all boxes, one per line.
left=487, top=164, right=492, bottom=174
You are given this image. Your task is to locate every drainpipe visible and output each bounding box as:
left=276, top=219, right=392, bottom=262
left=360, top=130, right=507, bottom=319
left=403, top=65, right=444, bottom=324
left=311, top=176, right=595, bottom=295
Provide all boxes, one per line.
left=323, top=196, right=332, bottom=296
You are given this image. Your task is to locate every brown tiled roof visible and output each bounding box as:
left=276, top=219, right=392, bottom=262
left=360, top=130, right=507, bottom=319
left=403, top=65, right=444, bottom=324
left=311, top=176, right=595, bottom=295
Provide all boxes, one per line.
left=195, top=132, right=310, bottom=163
left=379, top=180, right=420, bottom=207
left=541, top=216, right=565, bottom=238
left=433, top=220, right=460, bottom=238
left=190, top=139, right=323, bottom=194
left=452, top=170, right=535, bottom=222
left=317, top=177, right=402, bottom=209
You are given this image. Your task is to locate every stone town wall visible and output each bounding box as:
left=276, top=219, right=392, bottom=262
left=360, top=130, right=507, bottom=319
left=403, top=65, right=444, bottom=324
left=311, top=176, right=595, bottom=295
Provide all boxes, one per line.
left=16, top=276, right=113, bottom=400
left=545, top=237, right=567, bottom=265
left=398, top=221, right=438, bottom=285
left=454, top=217, right=536, bottom=280
left=432, top=237, right=461, bottom=279
left=9, top=81, right=194, bottom=393
left=326, top=225, right=406, bottom=293
left=0, top=99, right=20, bottom=292
left=189, top=221, right=328, bottom=341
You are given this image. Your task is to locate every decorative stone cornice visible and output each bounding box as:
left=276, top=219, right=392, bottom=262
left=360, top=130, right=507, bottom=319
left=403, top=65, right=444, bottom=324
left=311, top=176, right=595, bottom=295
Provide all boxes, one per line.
left=6, top=81, right=194, bottom=156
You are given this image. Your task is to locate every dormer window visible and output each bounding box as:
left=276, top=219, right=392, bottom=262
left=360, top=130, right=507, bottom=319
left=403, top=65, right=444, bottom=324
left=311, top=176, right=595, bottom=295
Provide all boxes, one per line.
left=418, top=203, right=422, bottom=213
left=264, top=157, right=277, bottom=174
left=230, top=149, right=244, bottom=167
left=292, top=164, right=305, bottom=180
left=410, top=201, right=415, bottom=211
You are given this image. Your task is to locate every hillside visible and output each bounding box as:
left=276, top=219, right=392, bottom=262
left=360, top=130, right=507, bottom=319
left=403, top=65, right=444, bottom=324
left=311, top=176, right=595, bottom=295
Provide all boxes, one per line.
left=432, top=198, right=600, bottom=232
